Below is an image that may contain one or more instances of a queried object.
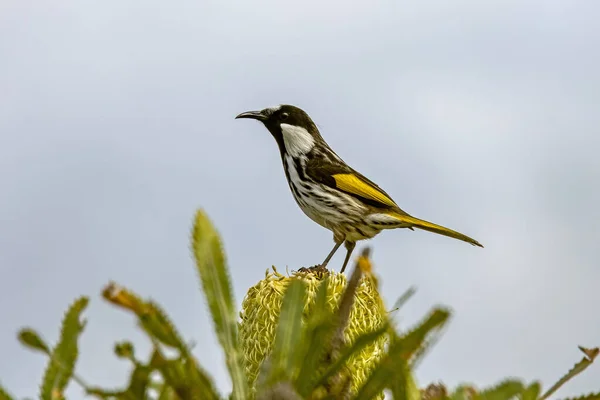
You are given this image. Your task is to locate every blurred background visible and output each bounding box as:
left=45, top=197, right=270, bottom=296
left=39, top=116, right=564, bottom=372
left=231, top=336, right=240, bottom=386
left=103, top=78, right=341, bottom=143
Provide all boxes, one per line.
left=1, top=0, right=599, bottom=397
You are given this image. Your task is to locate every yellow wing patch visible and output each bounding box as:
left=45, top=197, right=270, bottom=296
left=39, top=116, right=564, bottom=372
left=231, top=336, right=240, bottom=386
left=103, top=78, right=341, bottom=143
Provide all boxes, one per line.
left=332, top=174, right=397, bottom=207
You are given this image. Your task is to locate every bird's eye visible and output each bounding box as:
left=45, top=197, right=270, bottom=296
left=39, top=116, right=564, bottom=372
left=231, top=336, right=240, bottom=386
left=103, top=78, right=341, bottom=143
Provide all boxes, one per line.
left=280, top=113, right=289, bottom=121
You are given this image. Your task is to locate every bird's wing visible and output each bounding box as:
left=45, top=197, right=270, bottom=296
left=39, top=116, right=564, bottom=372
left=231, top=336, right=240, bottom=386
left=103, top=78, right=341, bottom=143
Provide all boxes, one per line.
left=305, top=156, right=406, bottom=212
left=305, top=155, right=482, bottom=246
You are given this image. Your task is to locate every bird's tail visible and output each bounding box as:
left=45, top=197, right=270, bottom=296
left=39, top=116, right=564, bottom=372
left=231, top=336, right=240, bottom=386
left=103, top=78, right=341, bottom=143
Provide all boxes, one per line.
left=387, top=212, right=483, bottom=247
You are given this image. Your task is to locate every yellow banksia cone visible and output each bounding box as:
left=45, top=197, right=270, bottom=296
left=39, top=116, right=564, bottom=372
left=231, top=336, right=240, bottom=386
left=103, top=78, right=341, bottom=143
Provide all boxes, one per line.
left=239, top=266, right=387, bottom=396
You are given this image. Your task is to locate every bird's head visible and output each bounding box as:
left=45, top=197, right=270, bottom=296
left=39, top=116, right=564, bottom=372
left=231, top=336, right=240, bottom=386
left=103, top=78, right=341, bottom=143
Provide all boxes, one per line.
left=235, top=104, right=322, bottom=156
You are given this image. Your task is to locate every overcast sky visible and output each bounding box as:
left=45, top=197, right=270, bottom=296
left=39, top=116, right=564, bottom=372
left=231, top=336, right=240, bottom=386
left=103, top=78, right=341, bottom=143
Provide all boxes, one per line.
left=1, top=0, right=599, bottom=398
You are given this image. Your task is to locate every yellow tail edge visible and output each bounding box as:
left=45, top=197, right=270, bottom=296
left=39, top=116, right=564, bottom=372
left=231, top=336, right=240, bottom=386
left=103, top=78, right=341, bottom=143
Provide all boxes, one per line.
left=387, top=212, right=484, bottom=248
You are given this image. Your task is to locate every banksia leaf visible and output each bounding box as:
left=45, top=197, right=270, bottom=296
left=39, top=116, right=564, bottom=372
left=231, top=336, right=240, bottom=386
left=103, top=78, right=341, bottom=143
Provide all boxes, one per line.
left=87, top=362, right=164, bottom=400
left=354, top=332, right=419, bottom=400
left=191, top=209, right=249, bottom=400
left=398, top=307, right=451, bottom=362
left=409, top=325, right=445, bottom=370
left=39, top=296, right=89, bottom=400
left=260, top=279, right=307, bottom=386
left=150, top=347, right=220, bottom=400
left=477, top=379, right=525, bottom=400
left=520, top=382, right=541, bottom=400
left=540, top=346, right=599, bottom=400
left=331, top=250, right=369, bottom=357
left=311, top=323, right=389, bottom=396
left=157, top=385, right=178, bottom=400
left=86, top=387, right=126, bottom=399
left=123, top=364, right=153, bottom=399
left=389, top=287, right=417, bottom=316
left=103, top=283, right=188, bottom=352
left=449, top=385, right=478, bottom=400
left=89, top=365, right=154, bottom=399
left=0, top=384, right=15, bottom=400
left=389, top=359, right=420, bottom=400
left=317, top=250, right=382, bottom=397
left=140, top=301, right=187, bottom=350
left=18, top=328, right=50, bottom=355
left=295, top=278, right=337, bottom=395
left=354, top=306, right=446, bottom=399
left=561, top=392, right=600, bottom=400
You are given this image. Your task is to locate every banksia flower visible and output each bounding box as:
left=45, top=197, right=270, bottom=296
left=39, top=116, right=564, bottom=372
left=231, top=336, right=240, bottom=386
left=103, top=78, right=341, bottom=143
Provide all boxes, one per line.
left=239, top=266, right=387, bottom=396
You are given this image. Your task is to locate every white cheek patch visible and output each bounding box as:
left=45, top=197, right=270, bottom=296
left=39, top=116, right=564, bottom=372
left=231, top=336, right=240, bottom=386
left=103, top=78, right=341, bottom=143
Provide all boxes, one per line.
left=281, top=123, right=315, bottom=157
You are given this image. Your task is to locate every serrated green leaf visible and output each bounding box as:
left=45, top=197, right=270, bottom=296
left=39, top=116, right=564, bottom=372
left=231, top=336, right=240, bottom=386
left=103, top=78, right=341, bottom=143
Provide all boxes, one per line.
left=314, top=274, right=329, bottom=306
left=150, top=345, right=220, bottom=400
left=310, top=323, right=389, bottom=395
left=477, top=379, right=525, bottom=400
left=0, top=383, right=15, bottom=400
left=398, top=307, right=451, bottom=361
left=140, top=301, right=188, bottom=351
left=389, top=360, right=420, bottom=400
left=18, top=328, right=50, bottom=355
left=39, top=297, right=89, bottom=400
left=191, top=210, right=249, bottom=400
left=520, top=382, right=541, bottom=400
left=561, top=392, right=600, bottom=400
left=262, top=279, right=307, bottom=385
left=390, top=287, right=417, bottom=315
left=410, top=326, right=444, bottom=370
left=103, top=282, right=189, bottom=353
left=355, top=335, right=419, bottom=400
left=332, top=250, right=368, bottom=355
left=86, top=386, right=128, bottom=399
left=540, top=346, right=599, bottom=400
left=124, top=364, right=152, bottom=399
left=450, top=385, right=478, bottom=400
left=295, top=279, right=337, bottom=395
left=157, top=384, right=177, bottom=400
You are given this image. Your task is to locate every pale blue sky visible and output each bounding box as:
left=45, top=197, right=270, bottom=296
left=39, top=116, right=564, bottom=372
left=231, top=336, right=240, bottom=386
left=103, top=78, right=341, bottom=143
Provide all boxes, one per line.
left=1, top=0, right=599, bottom=398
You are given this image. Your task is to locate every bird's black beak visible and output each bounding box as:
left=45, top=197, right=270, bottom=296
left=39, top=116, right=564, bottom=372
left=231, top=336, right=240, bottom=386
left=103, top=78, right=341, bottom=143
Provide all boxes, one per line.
left=235, top=110, right=267, bottom=121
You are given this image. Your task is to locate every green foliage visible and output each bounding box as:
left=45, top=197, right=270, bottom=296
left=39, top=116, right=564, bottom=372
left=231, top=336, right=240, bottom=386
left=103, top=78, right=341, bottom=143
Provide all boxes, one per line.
left=192, top=210, right=249, bottom=400
left=561, top=392, right=600, bottom=400
left=520, top=382, right=542, bottom=400
left=294, top=278, right=337, bottom=395
left=262, top=279, right=307, bottom=386
left=539, top=347, right=599, bottom=400
left=3, top=208, right=599, bottom=400
left=39, top=297, right=88, bottom=400
left=354, top=329, right=420, bottom=400
left=476, top=379, right=526, bottom=400
left=312, top=323, right=389, bottom=394
left=0, top=383, right=15, bottom=400
left=17, top=328, right=50, bottom=355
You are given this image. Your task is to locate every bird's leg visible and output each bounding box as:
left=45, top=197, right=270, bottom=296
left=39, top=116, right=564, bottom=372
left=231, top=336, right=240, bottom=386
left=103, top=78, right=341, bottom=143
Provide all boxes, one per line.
left=320, top=240, right=343, bottom=268
left=340, top=241, right=356, bottom=273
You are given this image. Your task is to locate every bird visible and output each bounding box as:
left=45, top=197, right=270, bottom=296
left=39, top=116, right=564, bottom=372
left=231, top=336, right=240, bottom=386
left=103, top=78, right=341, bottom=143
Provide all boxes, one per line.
left=235, top=104, right=483, bottom=273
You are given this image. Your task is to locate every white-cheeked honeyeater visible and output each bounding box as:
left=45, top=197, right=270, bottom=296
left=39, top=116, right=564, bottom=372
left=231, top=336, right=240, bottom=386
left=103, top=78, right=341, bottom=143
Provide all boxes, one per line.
left=236, top=104, right=483, bottom=273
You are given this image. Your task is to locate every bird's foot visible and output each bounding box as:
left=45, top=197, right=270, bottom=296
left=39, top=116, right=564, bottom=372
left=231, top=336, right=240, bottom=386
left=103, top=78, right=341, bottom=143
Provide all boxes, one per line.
left=297, top=263, right=330, bottom=276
